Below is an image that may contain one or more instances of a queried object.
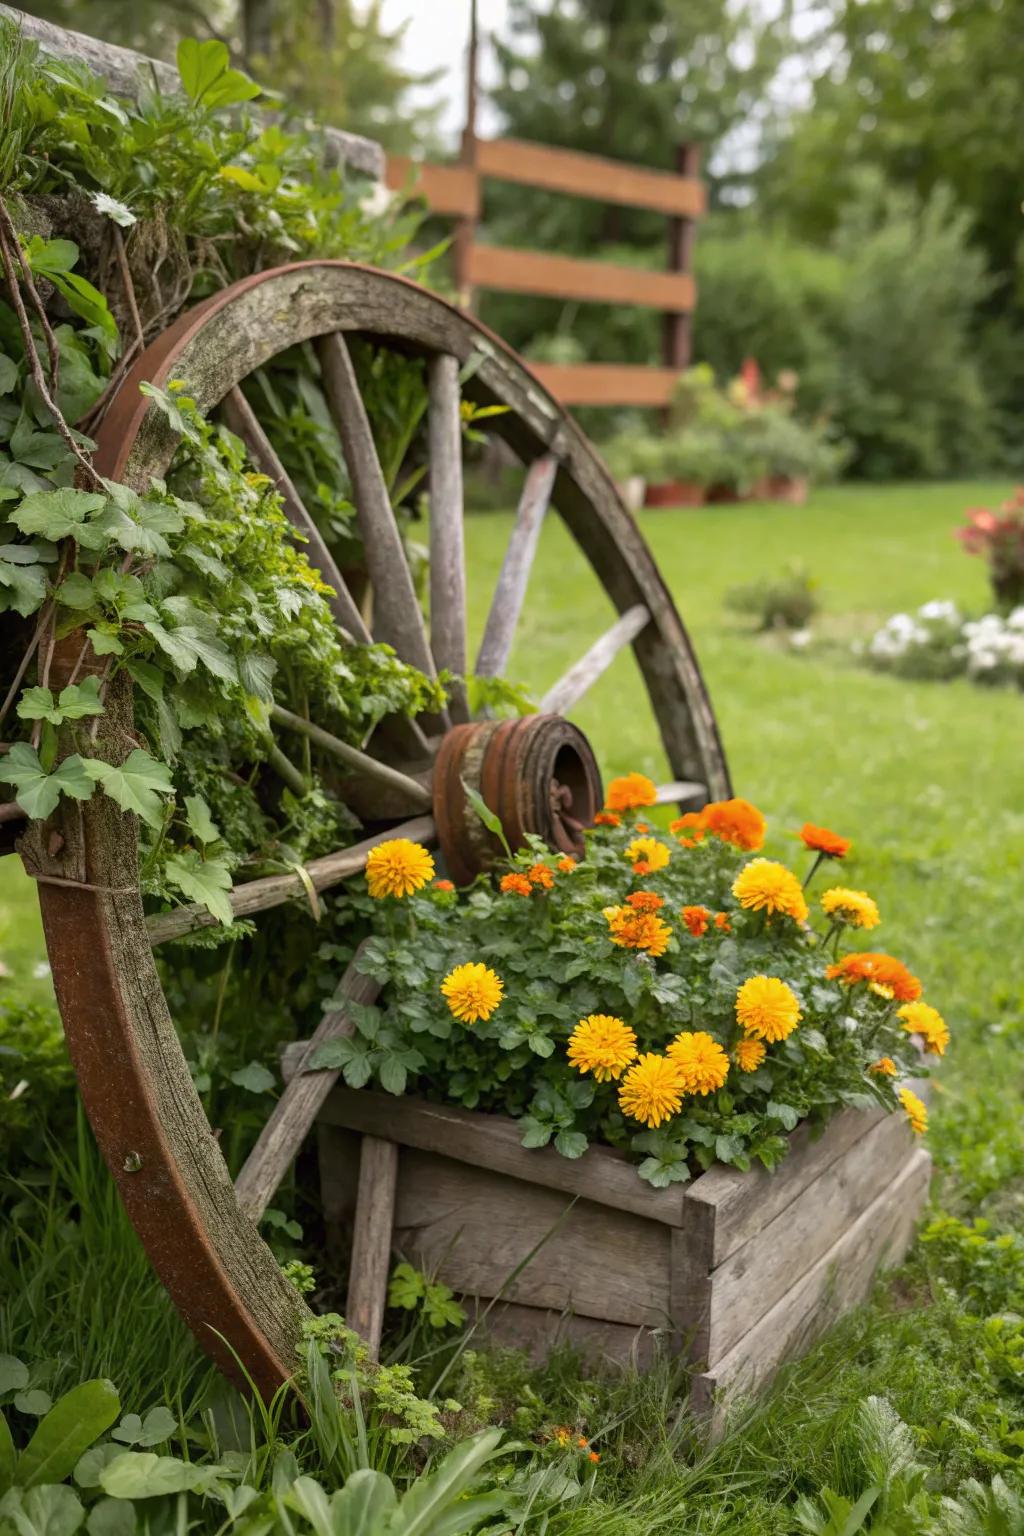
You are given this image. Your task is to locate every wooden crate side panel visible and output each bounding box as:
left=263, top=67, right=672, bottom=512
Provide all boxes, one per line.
left=392, top=1148, right=671, bottom=1327
left=702, top=1110, right=920, bottom=1366
left=691, top=1148, right=931, bottom=1438
left=308, top=1080, right=687, bottom=1226
left=477, top=1300, right=661, bottom=1371
left=685, top=1105, right=888, bottom=1267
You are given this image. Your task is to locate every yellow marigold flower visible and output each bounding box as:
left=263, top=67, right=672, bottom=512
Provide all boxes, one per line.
left=604, top=905, right=672, bottom=957
left=624, top=834, right=670, bottom=873
left=528, top=862, right=554, bottom=889
left=736, top=975, right=802, bottom=1042
left=733, top=1037, right=766, bottom=1073
left=618, top=1053, right=684, bottom=1128
left=870, top=1056, right=898, bottom=1077
left=667, top=1031, right=730, bottom=1095
left=604, top=772, right=657, bottom=812
left=899, top=1086, right=928, bottom=1136
left=500, top=872, right=532, bottom=896
left=821, top=887, right=880, bottom=930
left=567, top=1014, right=638, bottom=1082
left=553, top=1427, right=571, bottom=1448
left=365, top=839, right=435, bottom=899
left=557, top=856, right=577, bottom=873
left=732, top=858, right=809, bottom=923
left=897, top=1001, right=950, bottom=1057
left=441, top=962, right=504, bottom=1024
left=869, top=982, right=895, bottom=1001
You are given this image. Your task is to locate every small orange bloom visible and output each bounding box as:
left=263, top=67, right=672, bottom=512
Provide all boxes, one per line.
left=635, top=822, right=650, bottom=833
left=588, top=1451, right=600, bottom=1464
left=701, top=797, right=767, bottom=852
left=577, top=1437, right=589, bottom=1449
left=557, top=856, right=577, bottom=873
left=800, top=822, right=851, bottom=859
left=714, top=912, right=732, bottom=933
left=681, top=904, right=710, bottom=937
left=500, top=872, right=532, bottom=897
left=433, top=879, right=455, bottom=892
left=627, top=890, right=665, bottom=911
left=604, top=905, right=672, bottom=957
left=669, top=811, right=706, bottom=845
left=604, top=772, right=657, bottom=813
left=594, top=811, right=621, bottom=828
left=826, top=952, right=922, bottom=1003
left=870, top=1057, right=898, bottom=1076
left=528, top=862, right=554, bottom=889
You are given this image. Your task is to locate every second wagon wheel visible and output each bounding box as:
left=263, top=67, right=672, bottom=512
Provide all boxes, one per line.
left=26, top=260, right=730, bottom=1398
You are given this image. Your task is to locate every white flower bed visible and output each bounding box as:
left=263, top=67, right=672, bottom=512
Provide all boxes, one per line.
left=867, top=602, right=1024, bottom=686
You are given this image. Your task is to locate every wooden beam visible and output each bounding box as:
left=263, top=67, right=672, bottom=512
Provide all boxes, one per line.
left=539, top=604, right=650, bottom=715
left=147, top=815, right=436, bottom=945
left=475, top=454, right=557, bottom=679
left=466, top=244, right=695, bottom=312
left=385, top=156, right=480, bottom=219
left=530, top=363, right=681, bottom=409
left=427, top=354, right=469, bottom=721
left=476, top=137, right=705, bottom=220
left=346, top=1136, right=399, bottom=1359
left=270, top=703, right=432, bottom=809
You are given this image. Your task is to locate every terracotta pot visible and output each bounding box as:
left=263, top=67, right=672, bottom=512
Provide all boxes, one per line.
left=704, top=484, right=744, bottom=505
left=643, top=479, right=705, bottom=508
left=749, top=475, right=810, bottom=505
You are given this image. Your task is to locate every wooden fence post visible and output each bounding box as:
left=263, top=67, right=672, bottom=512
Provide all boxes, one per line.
left=453, top=0, right=480, bottom=310
left=663, top=143, right=701, bottom=373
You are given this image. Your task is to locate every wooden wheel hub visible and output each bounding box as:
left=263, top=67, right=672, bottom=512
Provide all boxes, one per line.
left=432, top=716, right=603, bottom=884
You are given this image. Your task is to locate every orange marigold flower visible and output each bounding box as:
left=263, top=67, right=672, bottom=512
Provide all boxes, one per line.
left=733, top=1037, right=766, bottom=1073
left=558, top=856, right=577, bottom=873
left=667, top=1030, right=730, bottom=1095
left=732, top=859, right=809, bottom=923
left=567, top=1014, right=638, bottom=1082
left=365, top=839, right=436, bottom=898
left=701, top=797, right=767, bottom=852
left=736, top=975, right=802, bottom=1042
left=899, top=1086, right=928, bottom=1136
left=577, top=1437, right=589, bottom=1449
left=897, top=1001, right=950, bottom=1057
left=625, top=834, right=670, bottom=874
left=669, top=811, right=706, bottom=844
left=528, top=862, right=554, bottom=889
left=681, top=904, right=710, bottom=937
left=594, top=811, right=621, bottom=828
left=604, top=905, right=672, bottom=957
left=800, top=822, right=851, bottom=859
left=500, top=872, right=532, bottom=897
left=870, top=1057, right=898, bottom=1077
left=604, top=772, right=657, bottom=813
left=618, top=1052, right=685, bottom=1128
left=588, top=1450, right=600, bottom=1464
left=627, top=890, right=665, bottom=911
left=433, top=879, right=455, bottom=892
left=714, top=911, right=732, bottom=933
left=825, top=952, right=922, bottom=1003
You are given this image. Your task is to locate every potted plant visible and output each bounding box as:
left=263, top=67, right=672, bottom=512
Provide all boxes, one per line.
left=956, top=489, right=1024, bottom=612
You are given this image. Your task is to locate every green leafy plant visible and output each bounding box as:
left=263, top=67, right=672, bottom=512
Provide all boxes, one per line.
left=387, top=1264, right=467, bottom=1332
left=726, top=561, right=819, bottom=632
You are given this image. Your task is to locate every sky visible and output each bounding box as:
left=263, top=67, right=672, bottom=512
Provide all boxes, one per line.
left=378, top=0, right=512, bottom=144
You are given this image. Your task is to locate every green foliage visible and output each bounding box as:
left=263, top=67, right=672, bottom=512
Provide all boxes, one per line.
left=386, top=1265, right=466, bottom=1333
left=726, top=562, right=819, bottom=633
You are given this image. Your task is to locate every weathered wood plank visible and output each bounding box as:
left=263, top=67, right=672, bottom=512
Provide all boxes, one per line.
left=281, top=1072, right=688, bottom=1226
left=391, top=1149, right=671, bottom=1326
left=653, top=780, right=707, bottom=806
left=234, top=952, right=380, bottom=1221
left=539, top=603, right=650, bottom=715
left=427, top=354, right=468, bottom=722
left=531, top=363, right=682, bottom=409
left=0, top=6, right=384, bottom=177
left=467, top=245, right=696, bottom=313
left=477, top=1300, right=659, bottom=1370
left=270, top=703, right=432, bottom=809
left=699, top=1109, right=921, bottom=1367
left=475, top=454, right=557, bottom=678
left=220, top=386, right=371, bottom=644
left=347, top=1136, right=399, bottom=1359
left=317, top=331, right=438, bottom=680
left=691, top=1148, right=931, bottom=1437
left=147, top=814, right=435, bottom=944
left=475, top=137, right=705, bottom=220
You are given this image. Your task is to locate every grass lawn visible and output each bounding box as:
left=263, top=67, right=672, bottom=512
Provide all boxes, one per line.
left=3, top=478, right=1023, bottom=1526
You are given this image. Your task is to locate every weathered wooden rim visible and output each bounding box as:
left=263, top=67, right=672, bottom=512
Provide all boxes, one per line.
left=32, top=260, right=730, bottom=1398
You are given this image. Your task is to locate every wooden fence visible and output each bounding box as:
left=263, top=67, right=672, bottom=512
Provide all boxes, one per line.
left=386, top=137, right=704, bottom=410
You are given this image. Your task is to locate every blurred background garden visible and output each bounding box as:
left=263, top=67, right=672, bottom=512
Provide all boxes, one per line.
left=3, top=1, right=1024, bottom=1533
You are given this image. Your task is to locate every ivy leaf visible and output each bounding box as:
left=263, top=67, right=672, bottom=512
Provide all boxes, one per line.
left=124, top=658, right=164, bottom=702
left=387, top=1263, right=425, bottom=1312
left=146, top=620, right=237, bottom=684
left=11, top=488, right=111, bottom=548
left=0, top=556, right=47, bottom=615
left=0, top=745, right=96, bottom=819
left=86, top=630, right=124, bottom=657
left=229, top=1061, right=276, bottom=1095
left=82, top=749, right=174, bottom=830
left=184, top=795, right=219, bottom=846
left=101, top=484, right=184, bottom=559
left=17, top=678, right=104, bottom=726
left=164, top=849, right=233, bottom=925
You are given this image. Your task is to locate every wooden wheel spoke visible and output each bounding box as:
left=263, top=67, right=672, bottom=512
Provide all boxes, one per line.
left=654, top=780, right=707, bottom=806
left=147, top=814, right=436, bottom=945
left=475, top=453, right=558, bottom=679
left=234, top=947, right=380, bottom=1222
left=220, top=385, right=371, bottom=645
left=539, top=603, right=651, bottom=716
left=270, top=703, right=432, bottom=809
left=427, top=354, right=469, bottom=722
left=317, top=332, right=439, bottom=685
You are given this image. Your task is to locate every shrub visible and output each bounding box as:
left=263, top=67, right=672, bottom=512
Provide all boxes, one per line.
left=866, top=600, right=1024, bottom=688
left=726, top=561, right=819, bottom=631
left=956, top=488, right=1024, bottom=612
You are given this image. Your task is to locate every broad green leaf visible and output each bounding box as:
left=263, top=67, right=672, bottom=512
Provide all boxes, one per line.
left=0, top=1356, right=29, bottom=1396
left=0, top=558, right=47, bottom=616
left=0, top=746, right=97, bottom=820
left=229, top=1061, right=275, bottom=1095
left=84, top=1497, right=134, bottom=1536
left=23, top=237, right=80, bottom=276
left=387, top=1263, right=425, bottom=1311
left=82, top=750, right=174, bottom=830
left=554, top=1130, right=587, bottom=1160
left=110, top=1407, right=175, bottom=1449
left=14, top=1392, right=53, bottom=1418
left=177, top=38, right=260, bottom=109
left=329, top=1469, right=398, bottom=1536
left=100, top=486, right=183, bottom=560
left=46, top=272, right=119, bottom=357
left=11, top=489, right=110, bottom=548
left=17, top=678, right=104, bottom=726
left=0, top=355, right=17, bottom=395
left=85, top=631, right=124, bottom=657
left=146, top=621, right=236, bottom=684
left=124, top=660, right=163, bottom=703
left=219, top=165, right=266, bottom=193
left=0, top=1412, right=14, bottom=1496
left=98, top=1451, right=213, bottom=1499
left=460, top=778, right=511, bottom=858
left=164, top=850, right=233, bottom=925
left=73, top=1444, right=123, bottom=1489
left=392, top=1428, right=506, bottom=1536
left=0, top=1483, right=85, bottom=1536
left=18, top=1379, right=120, bottom=1487
left=183, top=795, right=218, bottom=845
left=55, top=573, right=97, bottom=611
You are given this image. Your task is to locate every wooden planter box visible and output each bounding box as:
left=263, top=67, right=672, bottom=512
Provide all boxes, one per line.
left=306, top=1078, right=930, bottom=1433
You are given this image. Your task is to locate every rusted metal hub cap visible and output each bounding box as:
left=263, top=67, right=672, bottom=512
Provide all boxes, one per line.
left=433, top=715, right=603, bottom=885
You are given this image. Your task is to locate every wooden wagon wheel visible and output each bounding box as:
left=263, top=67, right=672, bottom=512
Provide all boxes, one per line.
left=16, top=260, right=730, bottom=1398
